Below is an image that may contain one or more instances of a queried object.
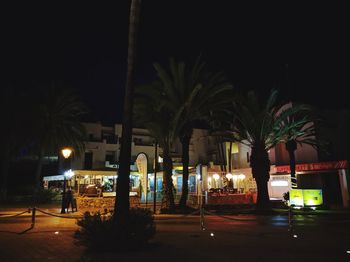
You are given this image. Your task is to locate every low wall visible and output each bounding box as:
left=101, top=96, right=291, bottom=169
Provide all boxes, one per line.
left=77, top=196, right=141, bottom=211
left=207, top=193, right=257, bottom=205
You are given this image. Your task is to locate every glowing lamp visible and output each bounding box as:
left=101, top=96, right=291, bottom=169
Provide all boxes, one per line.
left=213, top=173, right=220, bottom=180
left=225, top=173, right=233, bottom=180
left=61, top=148, right=72, bottom=159
left=64, top=169, right=75, bottom=179
left=238, top=174, right=246, bottom=180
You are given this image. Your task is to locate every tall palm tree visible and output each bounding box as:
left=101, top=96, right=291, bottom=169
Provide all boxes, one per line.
left=114, top=0, right=142, bottom=227
left=281, top=104, right=323, bottom=187
left=153, top=58, right=233, bottom=208
left=31, top=84, right=87, bottom=194
left=0, top=85, right=28, bottom=200
left=134, top=82, right=177, bottom=210
left=231, top=90, right=310, bottom=210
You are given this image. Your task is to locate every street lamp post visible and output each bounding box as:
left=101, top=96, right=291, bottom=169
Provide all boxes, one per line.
left=61, top=148, right=72, bottom=214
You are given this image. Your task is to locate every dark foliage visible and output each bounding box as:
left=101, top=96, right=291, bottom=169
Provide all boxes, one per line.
left=32, top=188, right=60, bottom=204
left=75, top=207, right=156, bottom=252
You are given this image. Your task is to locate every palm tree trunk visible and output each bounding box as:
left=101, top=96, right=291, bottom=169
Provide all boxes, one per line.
left=215, top=137, right=225, bottom=172
left=0, top=158, right=9, bottom=201
left=161, top=146, right=175, bottom=211
left=250, top=143, right=271, bottom=210
left=286, top=140, right=297, bottom=188
left=179, top=131, right=192, bottom=208
left=114, top=0, right=141, bottom=228
left=219, top=137, right=226, bottom=172
left=228, top=141, right=232, bottom=172
left=35, top=149, right=45, bottom=193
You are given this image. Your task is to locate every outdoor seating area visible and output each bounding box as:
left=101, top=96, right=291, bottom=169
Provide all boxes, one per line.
left=207, top=191, right=257, bottom=205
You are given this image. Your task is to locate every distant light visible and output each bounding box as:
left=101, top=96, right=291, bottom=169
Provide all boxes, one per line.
left=55, top=231, right=59, bottom=235
left=225, top=173, right=233, bottom=180
left=64, top=169, right=74, bottom=179
left=271, top=180, right=288, bottom=187
left=238, top=174, right=246, bottom=180
left=311, top=207, right=316, bottom=210
left=210, top=233, right=214, bottom=237
left=293, top=234, right=298, bottom=238
left=293, top=206, right=302, bottom=210
left=213, top=174, right=220, bottom=180
left=346, top=250, right=350, bottom=254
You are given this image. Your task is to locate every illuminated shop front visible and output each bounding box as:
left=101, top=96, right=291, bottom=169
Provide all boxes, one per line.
left=204, top=167, right=258, bottom=205
left=274, top=160, right=350, bottom=207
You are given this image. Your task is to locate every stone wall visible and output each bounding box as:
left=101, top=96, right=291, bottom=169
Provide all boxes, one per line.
left=77, top=196, right=141, bottom=211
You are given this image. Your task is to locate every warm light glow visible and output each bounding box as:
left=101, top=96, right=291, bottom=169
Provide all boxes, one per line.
left=213, top=173, right=220, bottom=180
left=210, top=233, right=214, bottom=237
left=54, top=231, right=59, bottom=234
left=208, top=177, right=212, bottom=182
left=232, top=174, right=238, bottom=181
left=293, top=234, right=298, bottom=238
left=238, top=174, right=246, bottom=180
left=225, top=173, right=233, bottom=180
left=271, top=180, right=288, bottom=187
left=61, top=148, right=72, bottom=159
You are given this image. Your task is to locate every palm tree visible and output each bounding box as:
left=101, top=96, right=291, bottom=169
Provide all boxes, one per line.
left=134, top=82, right=177, bottom=210
left=231, top=90, right=310, bottom=210
left=281, top=104, right=323, bottom=187
left=0, top=85, right=28, bottom=200
left=153, top=58, right=234, bottom=208
left=114, top=0, right=142, bottom=227
left=31, top=84, right=87, bottom=194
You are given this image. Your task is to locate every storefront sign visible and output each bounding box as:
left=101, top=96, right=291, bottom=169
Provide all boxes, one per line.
left=289, top=189, right=323, bottom=206
left=276, top=160, right=349, bottom=173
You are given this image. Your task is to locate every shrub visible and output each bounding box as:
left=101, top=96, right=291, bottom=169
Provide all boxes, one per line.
left=75, top=207, right=156, bottom=252
left=33, top=188, right=60, bottom=204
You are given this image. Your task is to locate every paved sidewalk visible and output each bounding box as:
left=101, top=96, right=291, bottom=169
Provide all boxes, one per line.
left=1, top=208, right=350, bottom=262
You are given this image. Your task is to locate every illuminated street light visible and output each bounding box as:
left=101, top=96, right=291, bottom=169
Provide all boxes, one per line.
left=61, top=147, right=73, bottom=214
left=61, top=148, right=72, bottom=159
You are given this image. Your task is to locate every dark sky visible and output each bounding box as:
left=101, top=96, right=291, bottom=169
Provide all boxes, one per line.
left=4, top=1, right=349, bottom=125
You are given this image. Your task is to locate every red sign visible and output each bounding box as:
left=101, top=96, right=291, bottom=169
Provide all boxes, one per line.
left=276, top=160, right=349, bottom=173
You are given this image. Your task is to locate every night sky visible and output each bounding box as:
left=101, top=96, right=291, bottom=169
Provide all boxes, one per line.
left=4, top=1, right=349, bottom=125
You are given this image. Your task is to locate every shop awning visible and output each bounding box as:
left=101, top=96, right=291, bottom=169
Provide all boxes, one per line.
left=43, top=175, right=65, bottom=181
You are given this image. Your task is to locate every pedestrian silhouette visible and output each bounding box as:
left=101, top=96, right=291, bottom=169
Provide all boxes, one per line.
left=66, top=187, right=74, bottom=213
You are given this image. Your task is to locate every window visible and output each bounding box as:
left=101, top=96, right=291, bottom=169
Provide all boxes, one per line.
left=84, top=152, right=93, bottom=169
left=189, top=176, right=196, bottom=193
left=149, top=177, right=163, bottom=193
left=177, top=176, right=183, bottom=193
left=105, top=151, right=115, bottom=163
